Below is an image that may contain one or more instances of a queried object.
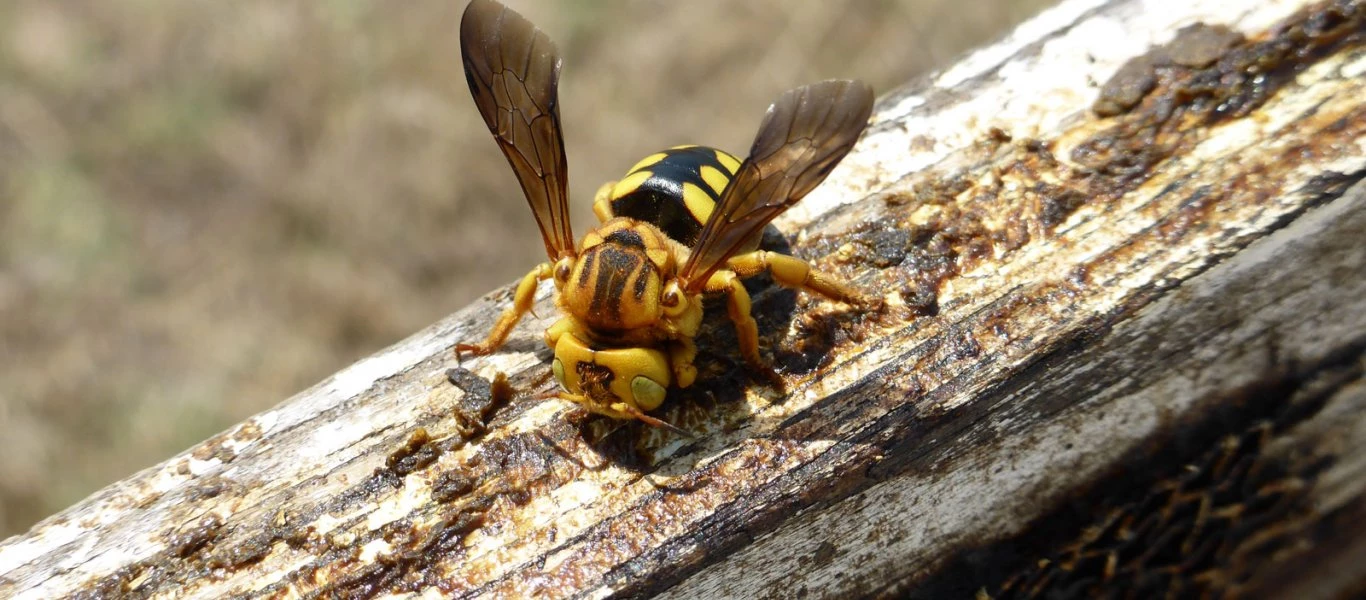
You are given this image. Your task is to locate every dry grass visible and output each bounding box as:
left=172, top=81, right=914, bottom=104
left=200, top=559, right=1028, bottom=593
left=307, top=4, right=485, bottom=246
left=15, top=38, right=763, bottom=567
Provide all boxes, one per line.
left=0, top=0, right=1053, bottom=536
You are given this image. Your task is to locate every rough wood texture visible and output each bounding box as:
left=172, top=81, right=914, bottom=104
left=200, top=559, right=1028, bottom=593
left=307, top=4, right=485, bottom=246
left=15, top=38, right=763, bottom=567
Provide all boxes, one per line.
left=3, top=0, right=1364, bottom=598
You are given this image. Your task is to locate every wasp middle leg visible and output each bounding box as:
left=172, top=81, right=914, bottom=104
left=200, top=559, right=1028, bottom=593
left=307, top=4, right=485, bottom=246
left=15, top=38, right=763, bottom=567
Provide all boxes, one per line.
left=701, top=250, right=875, bottom=382
left=702, top=270, right=782, bottom=384
left=456, top=262, right=554, bottom=358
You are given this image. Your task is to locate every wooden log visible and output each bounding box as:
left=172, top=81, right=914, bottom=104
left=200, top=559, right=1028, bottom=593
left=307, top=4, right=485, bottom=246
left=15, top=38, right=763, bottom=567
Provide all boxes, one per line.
left=3, top=0, right=1364, bottom=597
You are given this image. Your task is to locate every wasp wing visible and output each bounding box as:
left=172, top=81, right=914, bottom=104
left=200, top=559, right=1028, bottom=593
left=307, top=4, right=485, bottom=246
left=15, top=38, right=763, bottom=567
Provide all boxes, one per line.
left=460, top=0, right=574, bottom=259
left=678, top=80, right=874, bottom=292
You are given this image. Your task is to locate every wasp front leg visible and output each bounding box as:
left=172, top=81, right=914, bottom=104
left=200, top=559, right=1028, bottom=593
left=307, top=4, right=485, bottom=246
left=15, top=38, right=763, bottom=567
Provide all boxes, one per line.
left=725, top=250, right=875, bottom=308
left=668, top=337, right=698, bottom=389
left=455, top=262, right=554, bottom=358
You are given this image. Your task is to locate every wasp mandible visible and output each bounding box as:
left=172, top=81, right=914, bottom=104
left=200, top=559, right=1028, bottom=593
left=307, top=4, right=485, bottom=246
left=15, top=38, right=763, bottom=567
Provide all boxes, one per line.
left=455, top=0, right=876, bottom=433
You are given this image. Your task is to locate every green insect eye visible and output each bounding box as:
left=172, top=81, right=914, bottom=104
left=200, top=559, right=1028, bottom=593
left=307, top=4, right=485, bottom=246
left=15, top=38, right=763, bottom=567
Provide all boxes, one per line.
left=552, top=358, right=566, bottom=386
left=630, top=376, right=667, bottom=411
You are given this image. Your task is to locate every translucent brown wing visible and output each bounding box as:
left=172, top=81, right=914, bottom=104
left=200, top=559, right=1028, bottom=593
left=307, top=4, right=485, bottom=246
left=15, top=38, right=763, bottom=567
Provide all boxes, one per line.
left=460, top=0, right=574, bottom=259
left=678, top=80, right=874, bottom=292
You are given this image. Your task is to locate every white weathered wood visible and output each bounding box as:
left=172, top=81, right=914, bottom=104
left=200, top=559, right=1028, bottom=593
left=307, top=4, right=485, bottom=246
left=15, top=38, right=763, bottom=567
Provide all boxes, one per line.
left=2, top=0, right=1364, bottom=598
left=667, top=179, right=1366, bottom=599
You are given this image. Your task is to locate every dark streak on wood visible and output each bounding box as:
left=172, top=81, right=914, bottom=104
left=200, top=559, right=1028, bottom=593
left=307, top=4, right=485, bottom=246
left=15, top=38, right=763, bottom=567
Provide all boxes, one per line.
left=906, top=338, right=1366, bottom=598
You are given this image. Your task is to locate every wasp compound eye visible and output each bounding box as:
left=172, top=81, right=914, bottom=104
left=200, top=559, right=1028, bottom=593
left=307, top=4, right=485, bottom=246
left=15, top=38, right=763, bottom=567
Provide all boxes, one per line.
left=630, top=376, right=667, bottom=411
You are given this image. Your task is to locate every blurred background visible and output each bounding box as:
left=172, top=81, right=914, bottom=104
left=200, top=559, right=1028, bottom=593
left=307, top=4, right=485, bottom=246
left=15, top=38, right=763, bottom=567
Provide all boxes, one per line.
left=0, top=0, right=1054, bottom=536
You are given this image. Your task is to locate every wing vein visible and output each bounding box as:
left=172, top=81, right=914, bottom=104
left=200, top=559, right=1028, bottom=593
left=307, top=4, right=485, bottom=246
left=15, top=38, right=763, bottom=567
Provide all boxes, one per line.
left=679, top=80, right=874, bottom=292
left=461, top=0, right=574, bottom=259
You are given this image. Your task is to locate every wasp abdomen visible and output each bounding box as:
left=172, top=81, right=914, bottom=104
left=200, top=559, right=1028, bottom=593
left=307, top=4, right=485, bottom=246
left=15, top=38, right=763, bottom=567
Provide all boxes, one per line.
left=606, top=145, right=742, bottom=246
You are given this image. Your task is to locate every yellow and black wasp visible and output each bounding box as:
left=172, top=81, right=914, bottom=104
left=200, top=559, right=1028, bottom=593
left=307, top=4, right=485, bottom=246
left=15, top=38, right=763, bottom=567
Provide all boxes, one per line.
left=455, top=0, right=876, bottom=433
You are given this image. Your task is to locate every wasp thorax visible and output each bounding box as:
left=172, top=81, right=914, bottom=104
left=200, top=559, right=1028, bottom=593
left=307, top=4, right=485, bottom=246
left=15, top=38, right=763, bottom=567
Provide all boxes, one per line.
left=562, top=239, right=662, bottom=331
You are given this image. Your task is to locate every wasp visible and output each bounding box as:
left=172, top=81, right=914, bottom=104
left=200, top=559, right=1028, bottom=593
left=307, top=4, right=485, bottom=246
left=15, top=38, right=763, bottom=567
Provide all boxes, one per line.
left=455, top=0, right=876, bottom=433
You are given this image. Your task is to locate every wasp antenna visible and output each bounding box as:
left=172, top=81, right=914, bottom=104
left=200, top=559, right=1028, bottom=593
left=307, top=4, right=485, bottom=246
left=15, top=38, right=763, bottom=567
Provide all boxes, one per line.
left=532, top=389, right=563, bottom=402
left=623, top=406, right=695, bottom=438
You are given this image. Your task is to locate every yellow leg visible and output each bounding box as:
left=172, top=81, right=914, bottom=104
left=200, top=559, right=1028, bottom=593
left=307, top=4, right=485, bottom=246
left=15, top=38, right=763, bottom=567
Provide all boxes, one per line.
left=543, top=316, right=574, bottom=350
left=704, top=270, right=778, bottom=383
left=592, top=181, right=617, bottom=222
left=725, top=250, right=873, bottom=307
left=455, top=262, right=553, bottom=358
left=668, top=337, right=698, bottom=389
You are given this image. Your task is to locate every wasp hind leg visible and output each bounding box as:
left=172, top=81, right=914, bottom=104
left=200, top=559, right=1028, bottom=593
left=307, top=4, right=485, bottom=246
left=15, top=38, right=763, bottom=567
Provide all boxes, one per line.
left=455, top=262, right=555, bottom=359
left=725, top=250, right=875, bottom=308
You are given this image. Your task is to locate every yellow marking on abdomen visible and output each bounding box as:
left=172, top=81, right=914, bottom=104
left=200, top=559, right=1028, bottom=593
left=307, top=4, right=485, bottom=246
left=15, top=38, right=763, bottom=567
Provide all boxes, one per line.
left=625, top=152, right=669, bottom=176
left=715, top=151, right=741, bottom=174
left=699, top=165, right=730, bottom=197
left=610, top=170, right=654, bottom=201
left=682, top=182, right=716, bottom=224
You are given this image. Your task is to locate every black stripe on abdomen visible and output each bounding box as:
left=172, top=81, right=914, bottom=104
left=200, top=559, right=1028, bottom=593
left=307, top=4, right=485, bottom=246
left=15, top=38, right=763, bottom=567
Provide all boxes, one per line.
left=610, top=146, right=733, bottom=246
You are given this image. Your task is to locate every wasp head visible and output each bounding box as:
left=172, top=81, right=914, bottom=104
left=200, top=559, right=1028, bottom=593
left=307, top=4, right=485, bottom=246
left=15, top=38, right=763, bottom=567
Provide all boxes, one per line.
left=550, top=328, right=671, bottom=418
